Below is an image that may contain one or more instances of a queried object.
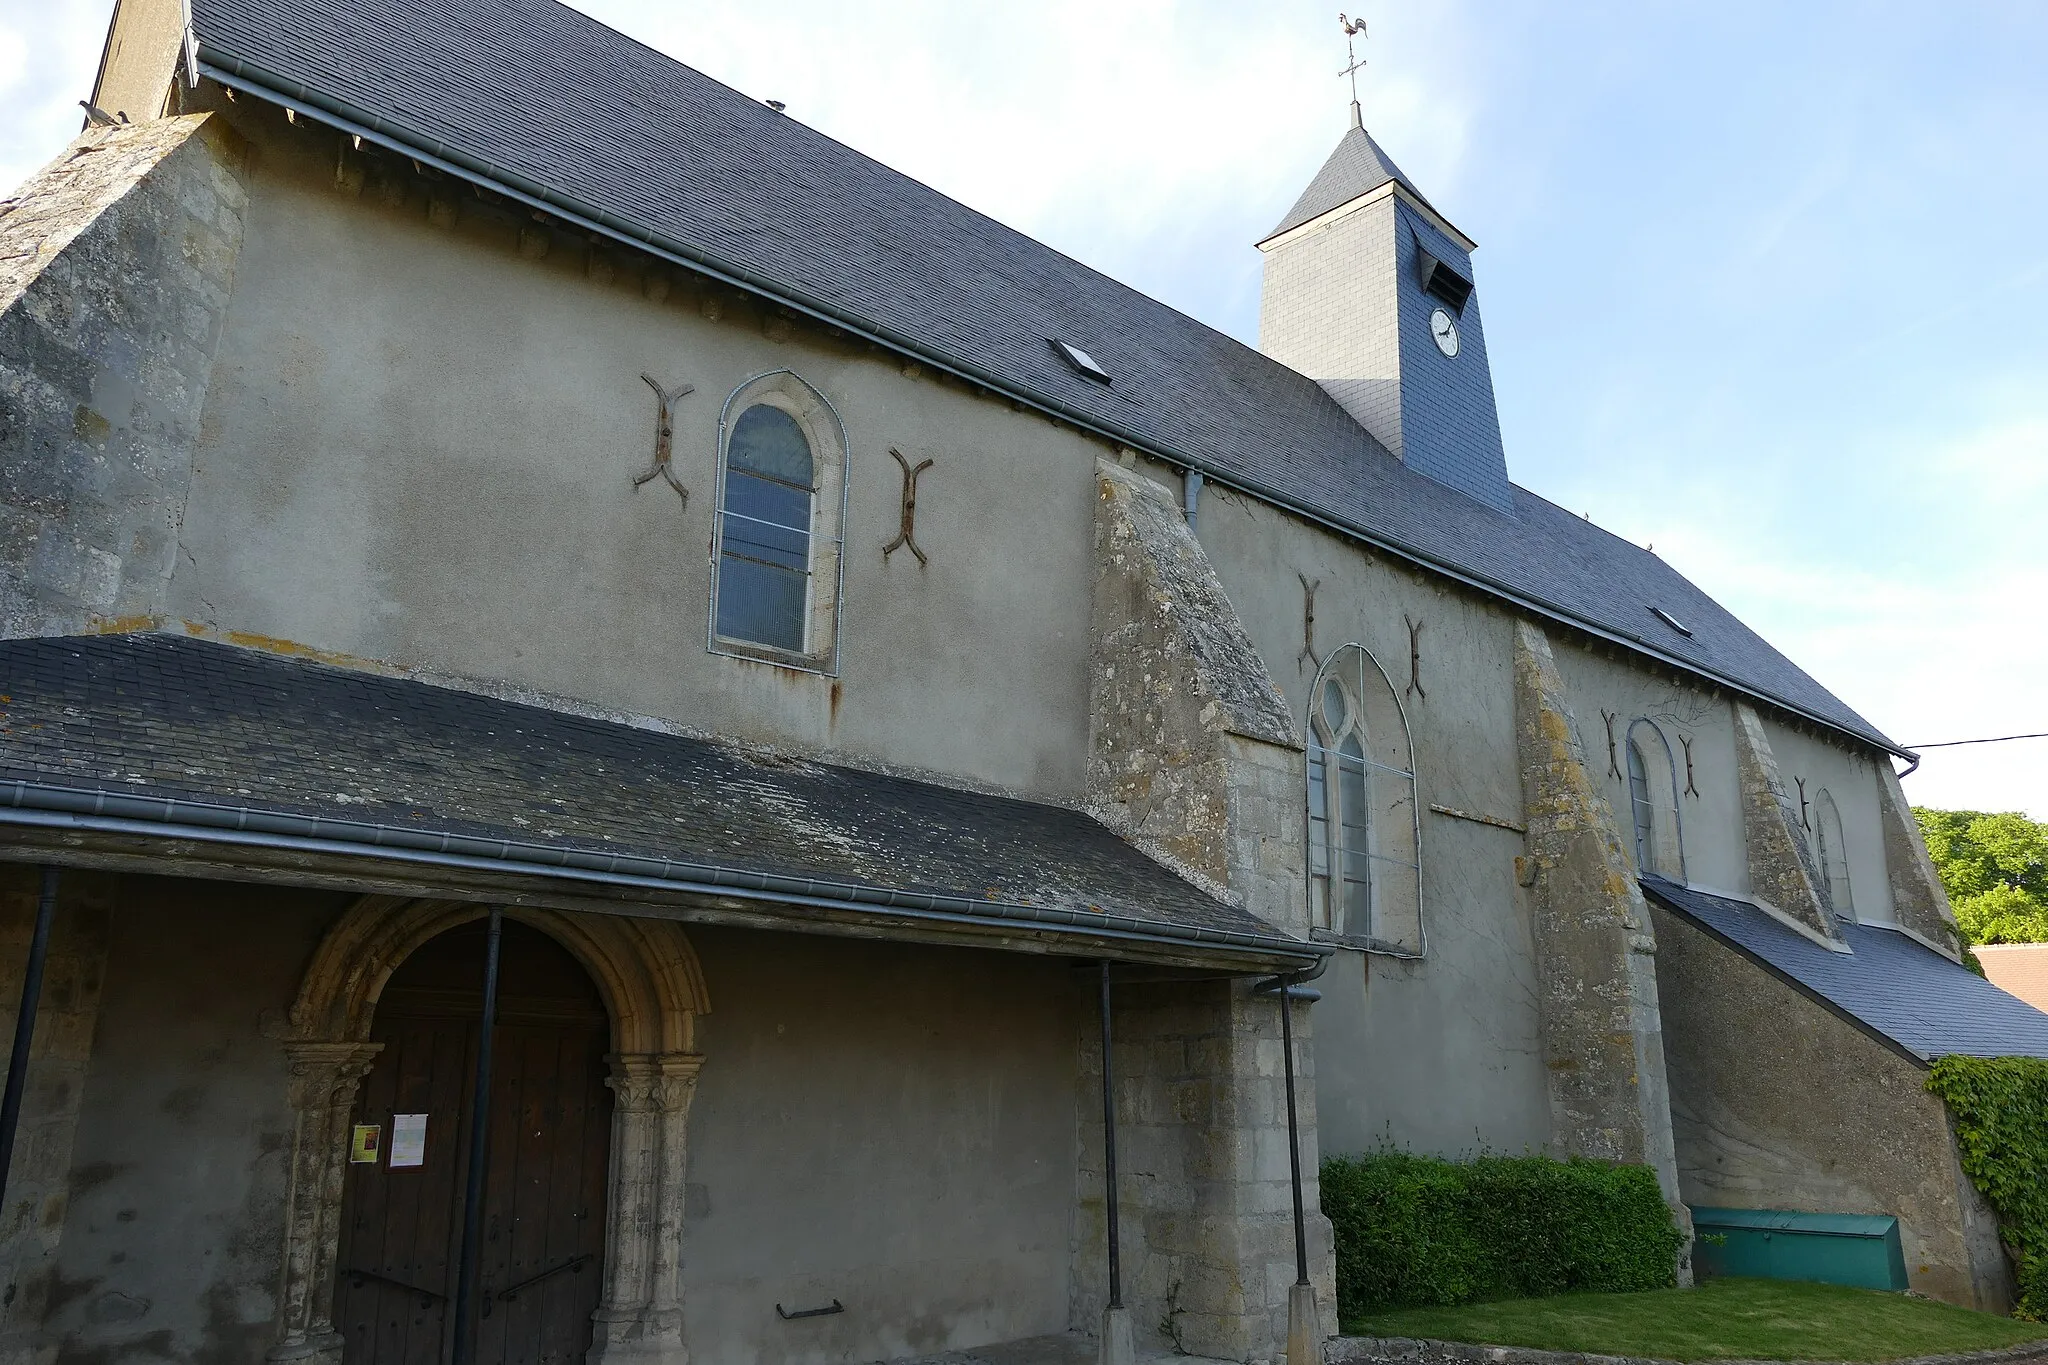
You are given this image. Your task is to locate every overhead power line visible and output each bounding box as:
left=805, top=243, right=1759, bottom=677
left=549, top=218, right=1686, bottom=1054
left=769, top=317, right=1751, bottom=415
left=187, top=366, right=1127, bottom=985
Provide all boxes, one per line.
left=1906, top=731, right=2048, bottom=750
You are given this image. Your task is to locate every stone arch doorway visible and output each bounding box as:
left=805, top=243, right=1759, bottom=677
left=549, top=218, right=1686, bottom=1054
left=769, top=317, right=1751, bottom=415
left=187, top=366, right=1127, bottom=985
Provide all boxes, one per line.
left=336, top=919, right=613, bottom=1364
left=270, top=898, right=708, bottom=1365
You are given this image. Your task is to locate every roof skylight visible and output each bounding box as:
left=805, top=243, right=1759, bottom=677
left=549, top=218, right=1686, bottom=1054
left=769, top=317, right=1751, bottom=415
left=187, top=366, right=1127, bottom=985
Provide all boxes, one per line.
left=1051, top=339, right=1112, bottom=384
left=1650, top=606, right=1693, bottom=638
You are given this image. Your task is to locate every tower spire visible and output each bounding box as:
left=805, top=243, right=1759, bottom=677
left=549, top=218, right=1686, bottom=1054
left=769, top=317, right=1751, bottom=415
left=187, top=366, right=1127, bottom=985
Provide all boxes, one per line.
left=1339, top=13, right=1368, bottom=129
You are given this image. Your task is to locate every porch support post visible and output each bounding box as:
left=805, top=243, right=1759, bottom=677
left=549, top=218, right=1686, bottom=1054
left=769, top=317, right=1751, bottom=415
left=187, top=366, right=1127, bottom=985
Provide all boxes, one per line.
left=1273, top=978, right=1322, bottom=1365
left=0, top=867, right=58, bottom=1216
left=1097, top=962, right=1133, bottom=1365
left=269, top=1041, right=383, bottom=1363
left=590, top=1051, right=703, bottom=1365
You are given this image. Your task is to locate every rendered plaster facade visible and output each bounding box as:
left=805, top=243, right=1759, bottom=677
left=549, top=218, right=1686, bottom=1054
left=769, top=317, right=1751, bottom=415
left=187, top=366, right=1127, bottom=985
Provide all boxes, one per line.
left=0, top=23, right=2018, bottom=1356
left=156, top=99, right=1103, bottom=803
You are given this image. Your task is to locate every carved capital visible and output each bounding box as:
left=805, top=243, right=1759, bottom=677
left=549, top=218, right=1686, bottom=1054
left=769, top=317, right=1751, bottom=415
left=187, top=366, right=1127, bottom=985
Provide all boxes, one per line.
left=605, top=1052, right=705, bottom=1114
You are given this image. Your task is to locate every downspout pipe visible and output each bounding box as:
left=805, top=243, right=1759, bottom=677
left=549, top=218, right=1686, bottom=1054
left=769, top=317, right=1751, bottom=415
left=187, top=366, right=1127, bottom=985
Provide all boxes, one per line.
left=1256, top=959, right=1329, bottom=1360
left=1182, top=468, right=1203, bottom=535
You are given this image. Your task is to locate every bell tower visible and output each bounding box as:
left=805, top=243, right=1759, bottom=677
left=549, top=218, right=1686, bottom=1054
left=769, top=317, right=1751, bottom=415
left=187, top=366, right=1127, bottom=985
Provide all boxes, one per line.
left=1257, top=95, right=1513, bottom=514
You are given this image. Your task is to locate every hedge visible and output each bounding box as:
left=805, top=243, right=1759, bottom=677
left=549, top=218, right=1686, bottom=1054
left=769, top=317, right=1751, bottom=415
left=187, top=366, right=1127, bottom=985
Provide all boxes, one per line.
left=1926, top=1056, right=2048, bottom=1320
left=1320, top=1150, right=1684, bottom=1317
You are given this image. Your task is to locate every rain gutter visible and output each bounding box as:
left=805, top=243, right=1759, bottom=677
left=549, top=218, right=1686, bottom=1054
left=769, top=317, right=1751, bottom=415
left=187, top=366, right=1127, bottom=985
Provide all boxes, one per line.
left=192, top=52, right=1911, bottom=766
left=0, top=779, right=1329, bottom=969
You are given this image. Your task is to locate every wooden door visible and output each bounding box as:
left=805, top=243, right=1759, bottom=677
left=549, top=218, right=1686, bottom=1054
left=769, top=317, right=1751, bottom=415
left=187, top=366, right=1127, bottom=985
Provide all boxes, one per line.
left=337, top=921, right=614, bottom=1365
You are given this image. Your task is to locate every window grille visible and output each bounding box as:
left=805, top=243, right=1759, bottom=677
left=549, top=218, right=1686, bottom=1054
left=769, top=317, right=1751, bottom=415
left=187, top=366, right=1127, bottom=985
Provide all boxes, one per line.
left=1625, top=719, right=1686, bottom=883
left=1305, top=643, right=1423, bottom=957
left=708, top=371, right=849, bottom=674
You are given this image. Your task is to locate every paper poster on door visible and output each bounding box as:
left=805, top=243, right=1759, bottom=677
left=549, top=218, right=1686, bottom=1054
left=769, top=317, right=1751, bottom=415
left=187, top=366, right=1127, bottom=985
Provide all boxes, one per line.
left=348, top=1124, right=380, bottom=1164
left=390, top=1114, right=428, bottom=1168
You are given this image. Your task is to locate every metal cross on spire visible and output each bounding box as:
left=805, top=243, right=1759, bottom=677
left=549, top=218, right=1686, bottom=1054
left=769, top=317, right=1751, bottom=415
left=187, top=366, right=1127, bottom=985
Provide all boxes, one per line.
left=1338, top=13, right=1368, bottom=128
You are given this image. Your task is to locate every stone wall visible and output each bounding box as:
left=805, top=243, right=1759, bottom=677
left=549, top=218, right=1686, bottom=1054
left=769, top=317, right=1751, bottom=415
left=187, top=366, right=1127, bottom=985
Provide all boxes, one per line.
left=0, top=867, right=114, bottom=1365
left=1071, top=976, right=1334, bottom=1362
left=0, top=113, right=245, bottom=637
left=1088, top=457, right=1305, bottom=931
left=1652, top=900, right=2012, bottom=1310
left=1511, top=622, right=1686, bottom=1252
left=1732, top=705, right=1840, bottom=943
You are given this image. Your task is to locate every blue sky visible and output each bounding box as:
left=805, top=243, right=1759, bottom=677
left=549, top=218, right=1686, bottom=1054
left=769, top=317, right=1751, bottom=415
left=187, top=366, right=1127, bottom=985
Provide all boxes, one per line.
left=3, top=1, right=2043, bottom=815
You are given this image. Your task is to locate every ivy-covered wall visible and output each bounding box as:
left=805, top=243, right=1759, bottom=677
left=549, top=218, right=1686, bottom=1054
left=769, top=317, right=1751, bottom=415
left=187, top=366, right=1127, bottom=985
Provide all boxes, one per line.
left=1927, top=1057, right=2048, bottom=1320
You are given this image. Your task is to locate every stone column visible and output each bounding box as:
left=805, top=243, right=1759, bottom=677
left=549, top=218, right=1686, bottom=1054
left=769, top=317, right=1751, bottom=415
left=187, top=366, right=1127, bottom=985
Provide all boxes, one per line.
left=590, top=1052, right=703, bottom=1365
left=1073, top=979, right=1335, bottom=1362
left=269, top=1041, right=382, bottom=1364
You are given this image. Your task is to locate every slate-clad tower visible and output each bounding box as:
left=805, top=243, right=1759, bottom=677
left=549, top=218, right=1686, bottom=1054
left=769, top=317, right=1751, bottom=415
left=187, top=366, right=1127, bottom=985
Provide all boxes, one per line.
left=1258, top=106, right=1514, bottom=514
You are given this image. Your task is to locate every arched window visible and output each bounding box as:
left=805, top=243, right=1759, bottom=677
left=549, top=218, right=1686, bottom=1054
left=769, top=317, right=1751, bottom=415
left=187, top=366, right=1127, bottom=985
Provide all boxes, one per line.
left=1624, top=719, right=1685, bottom=883
left=709, top=371, right=848, bottom=672
left=1305, top=643, right=1422, bottom=956
left=1813, top=788, right=1854, bottom=921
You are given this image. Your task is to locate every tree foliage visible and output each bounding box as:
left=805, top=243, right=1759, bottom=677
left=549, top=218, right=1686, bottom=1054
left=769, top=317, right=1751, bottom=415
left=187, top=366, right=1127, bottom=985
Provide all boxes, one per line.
left=1914, top=808, right=2048, bottom=945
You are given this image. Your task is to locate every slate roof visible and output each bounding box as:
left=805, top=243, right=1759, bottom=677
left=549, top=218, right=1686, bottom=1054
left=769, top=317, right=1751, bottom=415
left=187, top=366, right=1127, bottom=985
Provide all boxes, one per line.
left=0, top=634, right=1311, bottom=960
left=1265, top=118, right=1437, bottom=241
left=184, top=0, right=1896, bottom=753
left=1644, top=877, right=2048, bottom=1062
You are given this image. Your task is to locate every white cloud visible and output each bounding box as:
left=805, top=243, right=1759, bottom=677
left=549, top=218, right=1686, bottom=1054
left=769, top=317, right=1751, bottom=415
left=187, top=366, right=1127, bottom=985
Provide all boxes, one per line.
left=1628, top=414, right=2048, bottom=818
left=0, top=0, right=109, bottom=198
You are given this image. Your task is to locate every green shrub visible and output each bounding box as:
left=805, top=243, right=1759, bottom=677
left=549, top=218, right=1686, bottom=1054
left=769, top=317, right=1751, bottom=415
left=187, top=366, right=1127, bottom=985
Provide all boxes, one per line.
left=1320, top=1149, right=1684, bottom=1318
left=1926, top=1056, right=2048, bottom=1320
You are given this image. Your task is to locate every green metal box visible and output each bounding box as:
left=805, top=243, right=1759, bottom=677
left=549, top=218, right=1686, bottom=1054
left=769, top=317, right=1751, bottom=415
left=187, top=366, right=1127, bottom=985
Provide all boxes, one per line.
left=1689, top=1206, right=1909, bottom=1292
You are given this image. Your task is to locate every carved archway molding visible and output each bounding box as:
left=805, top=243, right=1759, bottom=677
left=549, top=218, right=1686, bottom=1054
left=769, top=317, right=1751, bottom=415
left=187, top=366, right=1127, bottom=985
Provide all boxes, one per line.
left=269, top=897, right=709, bottom=1365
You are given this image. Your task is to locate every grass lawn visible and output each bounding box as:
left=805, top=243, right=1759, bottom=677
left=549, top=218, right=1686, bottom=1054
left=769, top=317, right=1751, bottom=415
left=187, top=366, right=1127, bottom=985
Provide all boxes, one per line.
left=1347, top=1277, right=2048, bottom=1361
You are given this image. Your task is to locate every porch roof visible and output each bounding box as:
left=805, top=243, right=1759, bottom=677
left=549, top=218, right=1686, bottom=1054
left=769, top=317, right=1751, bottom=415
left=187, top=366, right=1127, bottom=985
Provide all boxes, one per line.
left=1643, top=876, right=2048, bottom=1062
left=0, top=633, right=1323, bottom=971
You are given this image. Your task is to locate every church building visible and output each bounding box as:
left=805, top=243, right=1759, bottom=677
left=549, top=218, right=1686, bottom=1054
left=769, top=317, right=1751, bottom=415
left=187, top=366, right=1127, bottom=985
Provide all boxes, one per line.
left=0, top=1, right=2044, bottom=1361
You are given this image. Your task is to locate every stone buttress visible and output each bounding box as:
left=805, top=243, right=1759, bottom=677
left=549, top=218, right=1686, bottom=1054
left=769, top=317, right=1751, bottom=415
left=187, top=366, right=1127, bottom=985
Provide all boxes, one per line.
left=1080, top=458, right=1334, bottom=1358
left=1512, top=622, right=1688, bottom=1267
left=1731, top=705, right=1845, bottom=945
left=0, top=113, right=247, bottom=639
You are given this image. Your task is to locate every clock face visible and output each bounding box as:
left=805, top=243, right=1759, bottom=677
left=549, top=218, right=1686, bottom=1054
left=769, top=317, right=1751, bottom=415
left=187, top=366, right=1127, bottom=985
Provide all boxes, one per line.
left=1430, top=307, right=1460, bottom=358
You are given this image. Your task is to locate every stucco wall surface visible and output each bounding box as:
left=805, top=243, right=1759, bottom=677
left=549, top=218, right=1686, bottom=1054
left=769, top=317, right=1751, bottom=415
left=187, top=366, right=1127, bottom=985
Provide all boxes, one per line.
left=1756, top=720, right=1903, bottom=929
left=1653, top=900, right=2012, bottom=1311
left=1193, top=475, right=1547, bottom=1160
left=41, top=875, right=347, bottom=1365
left=1544, top=645, right=1747, bottom=900
left=677, top=928, right=1079, bottom=1365
left=164, top=106, right=1100, bottom=800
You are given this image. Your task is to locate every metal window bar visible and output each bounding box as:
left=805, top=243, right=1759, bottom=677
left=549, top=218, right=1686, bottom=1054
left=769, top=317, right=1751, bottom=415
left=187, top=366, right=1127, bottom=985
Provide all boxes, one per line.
left=707, top=371, right=852, bottom=676
left=1304, top=644, right=1426, bottom=960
